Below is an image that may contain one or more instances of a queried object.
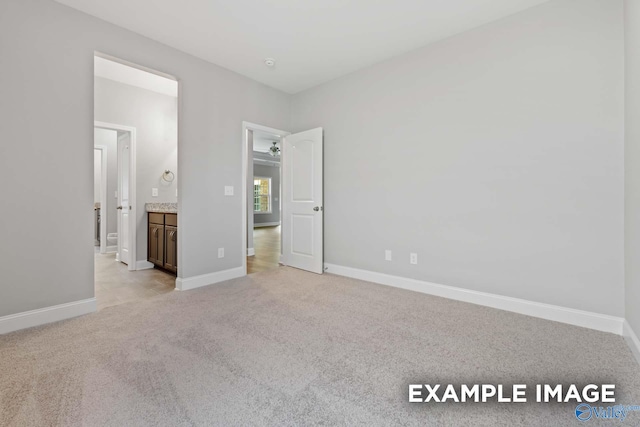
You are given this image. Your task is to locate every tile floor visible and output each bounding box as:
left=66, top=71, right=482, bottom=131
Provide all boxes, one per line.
left=94, top=252, right=175, bottom=311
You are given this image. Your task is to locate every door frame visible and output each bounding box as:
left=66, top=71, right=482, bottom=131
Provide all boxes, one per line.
left=94, top=121, right=137, bottom=271
left=94, top=145, right=108, bottom=254
left=242, top=121, right=290, bottom=275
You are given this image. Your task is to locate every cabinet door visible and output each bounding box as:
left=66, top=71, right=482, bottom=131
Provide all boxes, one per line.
left=164, top=226, right=178, bottom=273
left=148, top=224, right=164, bottom=266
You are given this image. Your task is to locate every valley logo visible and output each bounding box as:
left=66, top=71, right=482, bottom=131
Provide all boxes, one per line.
left=575, top=403, right=640, bottom=422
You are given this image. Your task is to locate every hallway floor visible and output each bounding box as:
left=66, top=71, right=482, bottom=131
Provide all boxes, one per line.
left=95, top=253, right=175, bottom=311
left=247, top=225, right=281, bottom=274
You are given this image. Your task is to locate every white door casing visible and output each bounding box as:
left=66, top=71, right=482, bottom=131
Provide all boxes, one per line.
left=282, top=128, right=323, bottom=274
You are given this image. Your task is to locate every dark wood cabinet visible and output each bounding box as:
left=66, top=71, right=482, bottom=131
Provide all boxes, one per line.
left=148, top=223, right=164, bottom=266
left=147, top=212, right=177, bottom=274
left=164, top=225, right=177, bottom=273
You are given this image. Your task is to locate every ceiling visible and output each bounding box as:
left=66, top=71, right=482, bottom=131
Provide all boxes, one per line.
left=59, top=0, right=551, bottom=94
left=94, top=56, right=178, bottom=97
left=253, top=131, right=281, bottom=155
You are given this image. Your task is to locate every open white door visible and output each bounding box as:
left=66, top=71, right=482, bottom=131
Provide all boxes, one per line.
left=282, top=128, right=323, bottom=274
left=117, top=134, right=131, bottom=265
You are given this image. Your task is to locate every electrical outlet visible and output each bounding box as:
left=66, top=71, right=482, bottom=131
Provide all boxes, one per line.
left=385, top=250, right=392, bottom=261
left=152, top=188, right=158, bottom=197
left=224, top=186, right=234, bottom=196
left=410, top=253, right=418, bottom=265
left=218, top=248, right=224, bottom=258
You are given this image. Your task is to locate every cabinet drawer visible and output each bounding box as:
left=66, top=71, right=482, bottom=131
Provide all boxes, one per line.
left=165, top=213, right=177, bottom=227
left=149, top=212, right=165, bottom=225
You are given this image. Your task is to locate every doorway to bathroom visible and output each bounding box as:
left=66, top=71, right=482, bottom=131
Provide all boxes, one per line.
left=93, top=53, right=179, bottom=311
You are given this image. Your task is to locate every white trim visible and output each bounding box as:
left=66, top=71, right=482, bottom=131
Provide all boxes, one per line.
left=93, top=145, right=108, bottom=254
left=254, top=222, right=281, bottom=228
left=136, top=260, right=155, bottom=270
left=95, top=51, right=179, bottom=82
left=106, top=245, right=117, bottom=253
left=0, top=298, right=96, bottom=335
left=175, top=267, right=245, bottom=291
left=95, top=121, right=137, bottom=272
left=324, top=263, right=624, bottom=335
left=247, top=248, right=255, bottom=256
left=242, top=122, right=290, bottom=277
left=623, top=320, right=640, bottom=366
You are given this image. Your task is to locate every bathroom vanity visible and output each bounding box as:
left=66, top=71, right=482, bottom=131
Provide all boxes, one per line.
left=146, top=203, right=178, bottom=274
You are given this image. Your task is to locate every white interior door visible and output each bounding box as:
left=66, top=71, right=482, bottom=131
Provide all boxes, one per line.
left=117, top=134, right=131, bottom=265
left=282, top=128, right=323, bottom=274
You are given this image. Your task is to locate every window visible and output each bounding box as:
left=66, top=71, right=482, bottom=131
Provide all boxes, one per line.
left=254, top=177, right=271, bottom=213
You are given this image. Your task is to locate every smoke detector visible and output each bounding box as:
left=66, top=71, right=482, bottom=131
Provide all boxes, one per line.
left=264, top=58, right=276, bottom=67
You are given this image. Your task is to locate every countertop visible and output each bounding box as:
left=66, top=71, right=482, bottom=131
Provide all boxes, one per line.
left=146, top=202, right=178, bottom=213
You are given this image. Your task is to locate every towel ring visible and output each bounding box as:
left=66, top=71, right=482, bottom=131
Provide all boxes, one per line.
left=162, top=170, right=175, bottom=183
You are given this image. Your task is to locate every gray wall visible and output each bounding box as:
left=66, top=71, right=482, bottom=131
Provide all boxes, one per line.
left=0, top=0, right=290, bottom=317
left=94, top=128, right=117, bottom=236
left=94, top=76, right=178, bottom=262
left=290, top=0, right=625, bottom=316
left=625, top=0, right=640, bottom=335
left=253, top=163, right=281, bottom=225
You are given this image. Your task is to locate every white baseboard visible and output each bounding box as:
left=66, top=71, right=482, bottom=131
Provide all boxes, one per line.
left=254, top=222, right=280, bottom=228
left=0, top=298, right=97, bottom=335
left=324, top=263, right=624, bottom=335
left=106, top=246, right=117, bottom=254
left=136, top=260, right=155, bottom=270
left=175, top=267, right=245, bottom=291
left=247, top=248, right=255, bottom=256
left=623, top=320, right=640, bottom=366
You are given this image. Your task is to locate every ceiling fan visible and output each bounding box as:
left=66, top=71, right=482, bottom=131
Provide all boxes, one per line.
left=268, top=141, right=280, bottom=157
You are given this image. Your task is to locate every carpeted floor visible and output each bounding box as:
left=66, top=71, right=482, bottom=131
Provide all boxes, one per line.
left=1, top=267, right=639, bottom=426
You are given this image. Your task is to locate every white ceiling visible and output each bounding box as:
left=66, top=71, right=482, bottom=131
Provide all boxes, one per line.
left=94, top=56, right=178, bottom=97
left=61, top=0, right=551, bottom=94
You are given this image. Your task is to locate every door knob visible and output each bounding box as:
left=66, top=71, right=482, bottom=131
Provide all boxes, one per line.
left=313, top=206, right=323, bottom=212
left=117, top=206, right=123, bottom=210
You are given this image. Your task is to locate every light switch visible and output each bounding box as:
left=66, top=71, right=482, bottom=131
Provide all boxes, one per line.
left=152, top=188, right=159, bottom=197
left=224, top=186, right=234, bottom=196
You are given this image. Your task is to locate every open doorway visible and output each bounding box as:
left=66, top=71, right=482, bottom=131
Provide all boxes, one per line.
left=247, top=129, right=284, bottom=274
left=93, top=54, right=179, bottom=310
left=243, top=122, right=325, bottom=276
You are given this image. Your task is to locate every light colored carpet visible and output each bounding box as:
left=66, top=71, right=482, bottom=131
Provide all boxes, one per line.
left=1, top=267, right=639, bottom=426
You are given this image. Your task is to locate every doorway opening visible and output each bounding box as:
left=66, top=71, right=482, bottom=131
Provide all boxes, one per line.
left=247, top=129, right=284, bottom=274
left=242, top=122, right=325, bottom=276
left=93, top=53, right=179, bottom=310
